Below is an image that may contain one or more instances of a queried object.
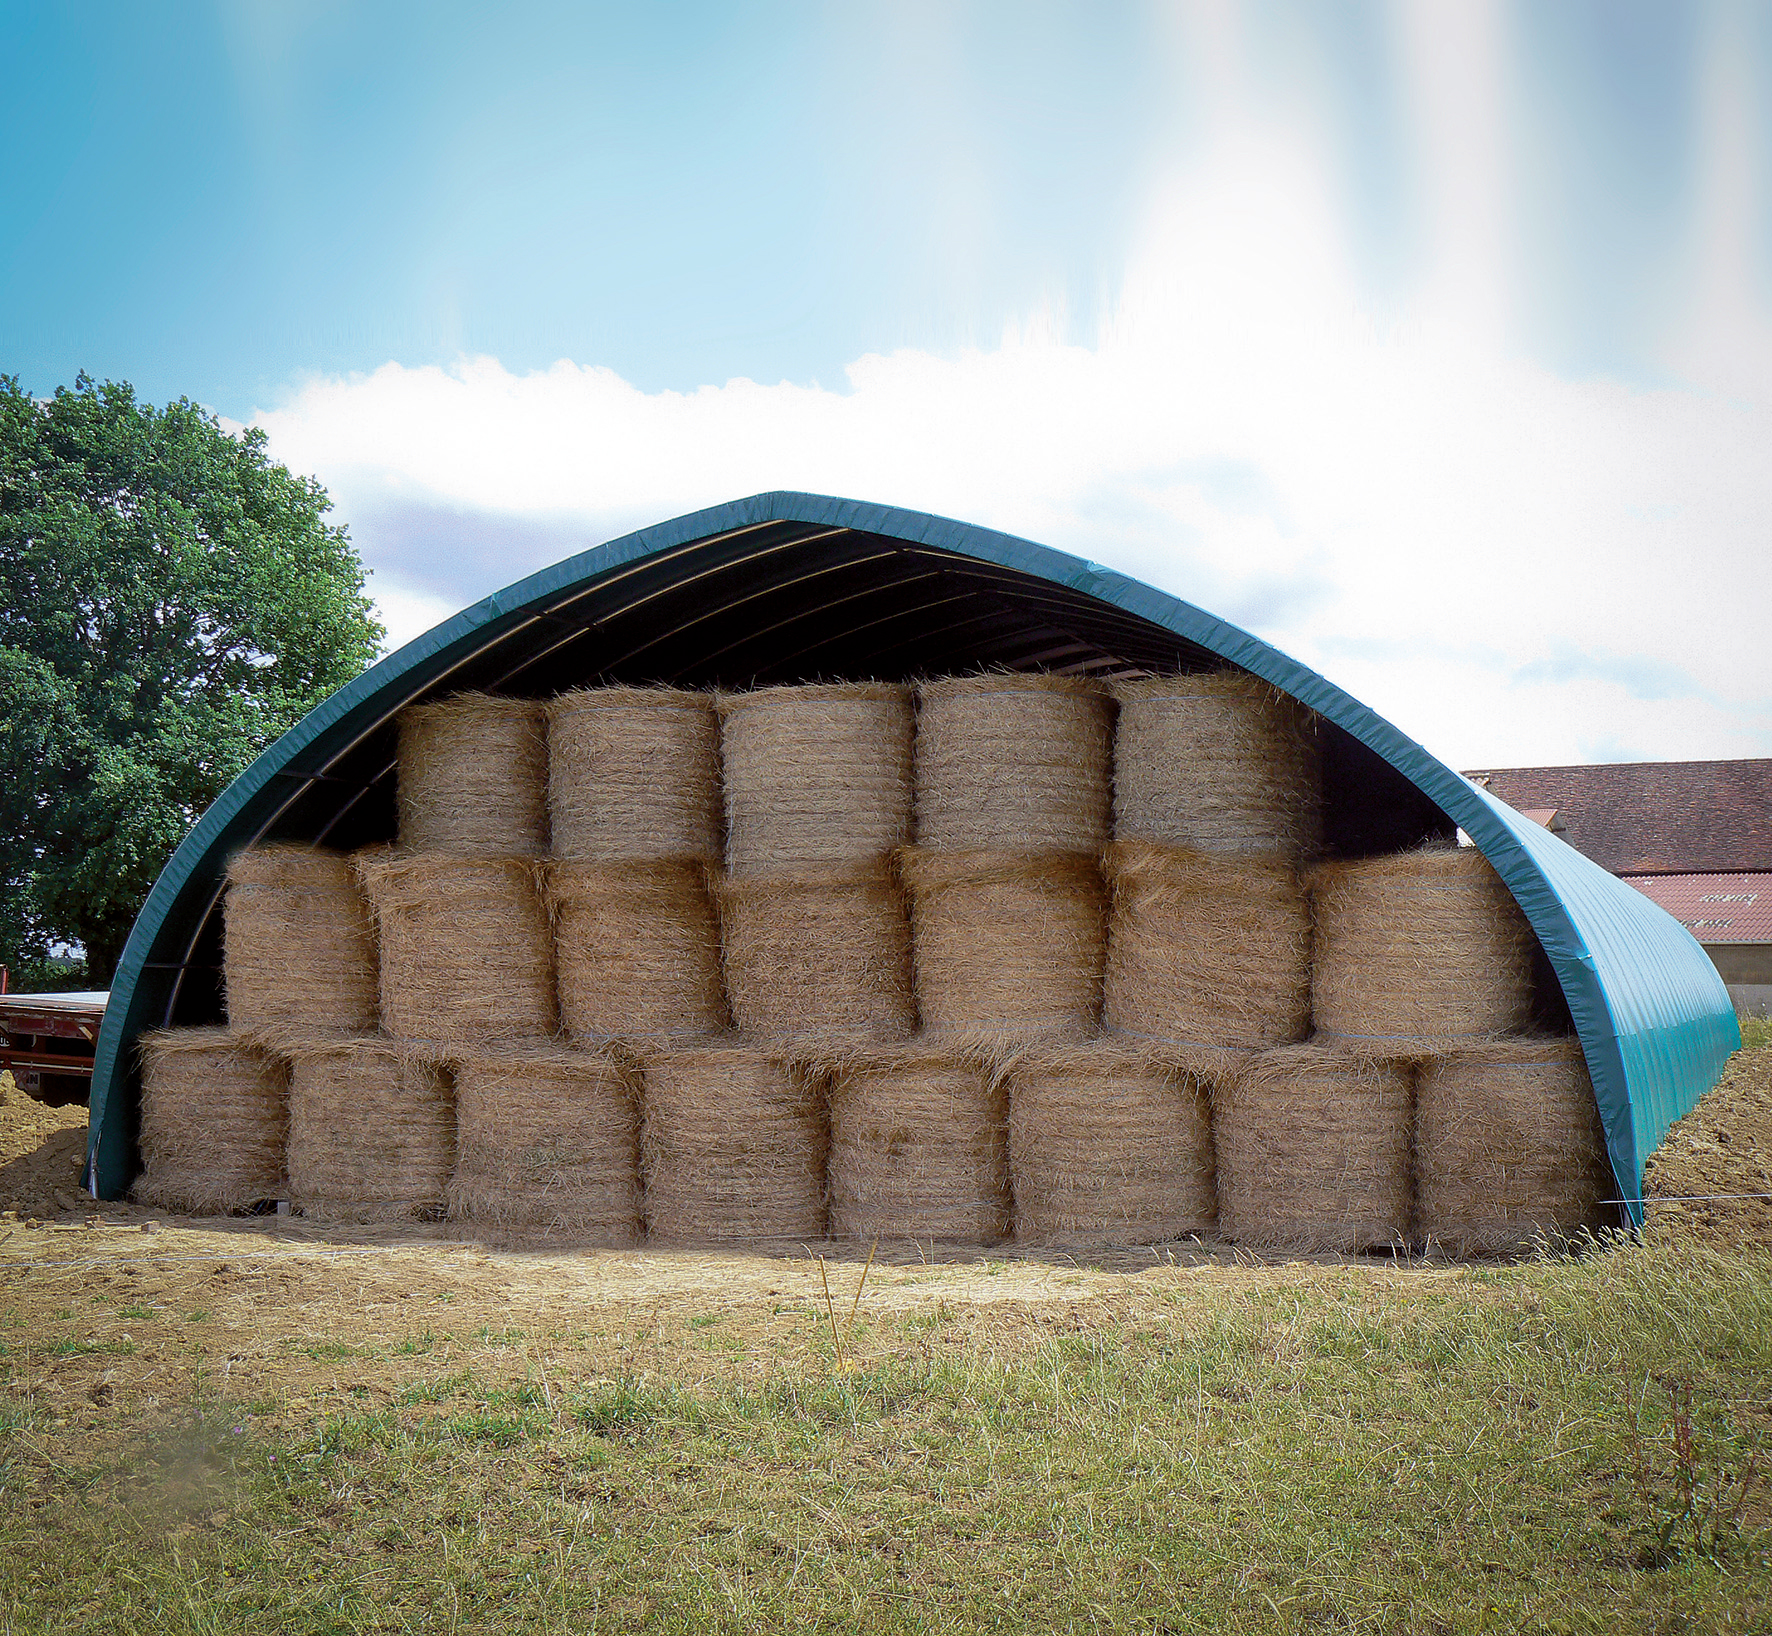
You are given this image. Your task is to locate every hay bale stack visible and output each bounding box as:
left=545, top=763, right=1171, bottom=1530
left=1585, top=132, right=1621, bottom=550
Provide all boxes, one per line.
left=548, top=860, right=726, bottom=1042
left=1111, top=672, right=1321, bottom=861
left=282, top=1038, right=455, bottom=1221
left=900, top=848, right=1106, bottom=1040
left=356, top=850, right=556, bottom=1045
left=717, top=683, right=913, bottom=875
left=1415, top=1038, right=1610, bottom=1255
left=547, top=686, right=721, bottom=860
left=915, top=674, right=1113, bottom=850
left=822, top=1044, right=1009, bottom=1243
left=1004, top=1040, right=1215, bottom=1245
left=1214, top=1044, right=1413, bottom=1252
left=447, top=1045, right=642, bottom=1240
left=132, top=1029, right=286, bottom=1213
left=716, top=864, right=915, bottom=1040
left=1102, top=841, right=1311, bottom=1050
left=223, top=845, right=378, bottom=1035
left=1310, top=847, right=1534, bottom=1050
left=637, top=1044, right=826, bottom=1241
left=397, top=693, right=549, bottom=856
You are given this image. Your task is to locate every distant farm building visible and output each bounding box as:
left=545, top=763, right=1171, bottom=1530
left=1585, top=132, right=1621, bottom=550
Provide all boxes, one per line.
left=1464, top=760, right=1772, bottom=1016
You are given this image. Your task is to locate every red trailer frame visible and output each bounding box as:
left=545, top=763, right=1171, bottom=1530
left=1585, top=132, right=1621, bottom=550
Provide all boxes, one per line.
left=0, top=983, right=108, bottom=1103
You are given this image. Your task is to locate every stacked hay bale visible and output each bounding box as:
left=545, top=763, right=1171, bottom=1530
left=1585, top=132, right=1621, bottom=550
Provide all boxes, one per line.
left=132, top=1029, right=287, bottom=1212
left=1103, top=673, right=1318, bottom=1067
left=713, top=683, right=916, bottom=1040
left=545, top=687, right=725, bottom=1043
left=906, top=674, right=1112, bottom=1041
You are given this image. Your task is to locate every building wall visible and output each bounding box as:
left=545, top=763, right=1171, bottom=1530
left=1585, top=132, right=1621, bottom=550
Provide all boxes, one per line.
left=1702, top=943, right=1772, bottom=986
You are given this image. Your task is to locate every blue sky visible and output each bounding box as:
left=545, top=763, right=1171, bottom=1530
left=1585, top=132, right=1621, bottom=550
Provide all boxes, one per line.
left=4, top=1, right=1770, bottom=766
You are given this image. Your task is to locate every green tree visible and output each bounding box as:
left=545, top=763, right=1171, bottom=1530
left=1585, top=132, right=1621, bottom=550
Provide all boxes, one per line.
left=0, top=374, right=383, bottom=989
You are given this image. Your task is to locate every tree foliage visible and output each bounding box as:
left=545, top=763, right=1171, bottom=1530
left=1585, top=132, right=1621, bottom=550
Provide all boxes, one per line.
left=0, top=374, right=383, bottom=988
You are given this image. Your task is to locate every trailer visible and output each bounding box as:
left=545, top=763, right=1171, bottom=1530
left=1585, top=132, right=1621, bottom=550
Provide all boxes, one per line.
left=0, top=990, right=108, bottom=1105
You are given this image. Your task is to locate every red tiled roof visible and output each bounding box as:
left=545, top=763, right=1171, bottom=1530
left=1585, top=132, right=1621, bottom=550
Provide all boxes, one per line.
left=1462, top=759, right=1772, bottom=874
left=1622, top=873, right=1772, bottom=944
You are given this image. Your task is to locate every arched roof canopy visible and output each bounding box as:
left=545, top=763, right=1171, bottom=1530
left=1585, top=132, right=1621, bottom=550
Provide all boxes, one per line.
left=88, top=492, right=1740, bottom=1216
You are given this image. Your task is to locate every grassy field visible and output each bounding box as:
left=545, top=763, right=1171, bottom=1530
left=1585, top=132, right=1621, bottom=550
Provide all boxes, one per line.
left=1, top=1047, right=1769, bottom=1633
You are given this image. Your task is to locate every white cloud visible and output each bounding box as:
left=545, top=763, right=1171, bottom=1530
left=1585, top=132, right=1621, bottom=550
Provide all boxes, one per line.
left=253, top=20, right=1772, bottom=772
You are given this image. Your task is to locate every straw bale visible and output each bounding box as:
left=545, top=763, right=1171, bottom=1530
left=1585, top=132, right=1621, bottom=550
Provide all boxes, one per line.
left=819, top=1043, right=1009, bottom=1243
left=1102, top=841, right=1311, bottom=1051
left=637, top=1044, right=827, bottom=1242
left=132, top=1029, right=286, bottom=1214
left=1110, top=672, right=1322, bottom=862
left=915, top=674, right=1113, bottom=851
left=548, top=860, right=726, bottom=1042
left=717, top=683, right=913, bottom=875
left=900, top=848, right=1106, bottom=1041
left=223, top=846, right=378, bottom=1035
left=715, top=864, right=915, bottom=1040
left=1214, top=1043, right=1414, bottom=1252
left=447, top=1045, right=641, bottom=1240
left=397, top=693, right=548, bottom=856
left=1003, top=1039, right=1215, bottom=1246
left=1310, top=847, right=1534, bottom=1051
left=282, top=1036, right=455, bottom=1221
left=1415, top=1037, right=1610, bottom=1256
left=547, top=686, right=721, bottom=861
left=355, top=850, right=556, bottom=1045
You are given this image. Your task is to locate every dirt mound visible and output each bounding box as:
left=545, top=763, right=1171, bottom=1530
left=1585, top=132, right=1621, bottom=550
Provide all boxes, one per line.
left=0, top=1073, right=92, bottom=1218
left=1644, top=1041, right=1772, bottom=1250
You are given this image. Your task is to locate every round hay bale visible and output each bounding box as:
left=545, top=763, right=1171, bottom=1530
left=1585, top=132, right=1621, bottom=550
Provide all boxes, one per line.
left=716, top=683, right=913, bottom=875
left=355, top=850, right=556, bottom=1046
left=283, top=1037, right=455, bottom=1222
left=1214, top=1043, right=1413, bottom=1252
left=1415, top=1038, right=1610, bottom=1256
left=1310, top=847, right=1534, bottom=1050
left=715, top=864, right=916, bottom=1040
left=900, top=848, right=1106, bottom=1041
left=223, top=846, right=378, bottom=1035
left=1003, top=1040, right=1215, bottom=1246
left=1110, top=672, right=1321, bottom=861
left=915, top=674, right=1113, bottom=851
left=547, top=686, right=721, bottom=861
left=132, top=1029, right=286, bottom=1214
left=548, top=860, right=727, bottom=1042
left=447, top=1045, right=642, bottom=1240
left=637, top=1044, right=826, bottom=1242
left=397, top=693, right=549, bottom=856
left=821, top=1043, right=1009, bottom=1243
left=1102, top=841, right=1311, bottom=1051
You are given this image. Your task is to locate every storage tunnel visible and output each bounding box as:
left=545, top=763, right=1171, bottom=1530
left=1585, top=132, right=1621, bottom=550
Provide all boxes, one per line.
left=85, top=491, right=1741, bottom=1216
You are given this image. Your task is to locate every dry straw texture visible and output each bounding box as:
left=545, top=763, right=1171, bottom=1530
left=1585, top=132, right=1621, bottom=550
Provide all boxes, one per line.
left=716, top=864, right=916, bottom=1040
left=915, top=673, right=1113, bottom=851
left=717, top=683, right=913, bottom=875
left=132, top=1029, right=287, bottom=1213
left=282, top=1036, right=455, bottom=1222
left=356, top=850, right=556, bottom=1045
left=223, top=846, right=378, bottom=1035
left=1003, top=1040, right=1215, bottom=1246
left=1310, top=847, right=1534, bottom=1050
left=1110, top=672, right=1322, bottom=862
left=820, top=1043, right=1009, bottom=1243
left=637, top=1044, right=827, bottom=1242
left=1214, top=1043, right=1414, bottom=1252
left=447, top=1045, right=642, bottom=1240
left=548, top=860, right=727, bottom=1042
left=1102, top=841, right=1311, bottom=1050
left=397, top=693, right=549, bottom=856
left=1415, top=1037, right=1610, bottom=1256
left=546, top=686, right=721, bottom=861
left=901, top=848, right=1106, bottom=1040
